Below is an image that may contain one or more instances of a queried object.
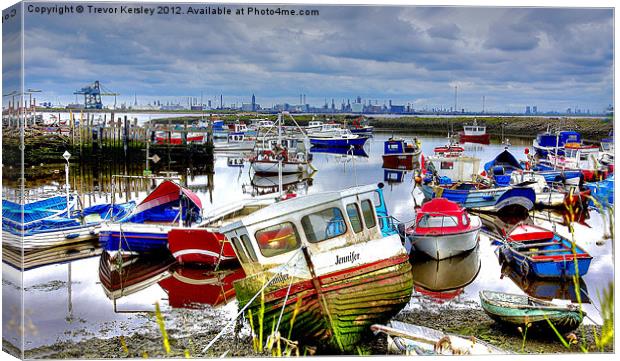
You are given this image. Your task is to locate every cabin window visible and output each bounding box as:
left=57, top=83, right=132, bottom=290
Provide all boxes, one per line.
left=361, top=200, right=376, bottom=229
left=240, top=234, right=258, bottom=262
left=230, top=237, right=250, bottom=263
left=346, top=203, right=363, bottom=233
left=388, top=143, right=400, bottom=151
left=302, top=207, right=347, bottom=242
left=417, top=215, right=458, bottom=228
left=440, top=161, right=454, bottom=170
left=255, top=222, right=300, bottom=257
left=580, top=154, right=589, bottom=161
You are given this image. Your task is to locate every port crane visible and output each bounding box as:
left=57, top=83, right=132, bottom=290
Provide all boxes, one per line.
left=74, top=81, right=119, bottom=109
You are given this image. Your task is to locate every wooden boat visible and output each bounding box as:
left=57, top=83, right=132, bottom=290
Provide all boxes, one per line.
left=308, top=128, right=368, bottom=148
left=98, top=251, right=176, bottom=300
left=382, top=138, right=421, bottom=169
left=498, top=224, right=592, bottom=279
left=371, top=321, right=505, bottom=355
left=411, top=246, right=480, bottom=302
left=479, top=290, right=585, bottom=333
left=99, top=180, right=204, bottom=253
left=158, top=266, right=246, bottom=309
left=459, top=120, right=490, bottom=144
left=220, top=183, right=413, bottom=351
left=406, top=198, right=481, bottom=260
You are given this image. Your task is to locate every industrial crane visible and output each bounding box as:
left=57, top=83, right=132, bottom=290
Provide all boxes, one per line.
left=73, top=81, right=119, bottom=109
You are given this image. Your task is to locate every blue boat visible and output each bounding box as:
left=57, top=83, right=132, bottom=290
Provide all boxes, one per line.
left=2, top=199, right=135, bottom=250
left=585, top=174, right=614, bottom=209
left=529, top=162, right=583, bottom=186
left=99, top=180, right=203, bottom=253
left=310, top=145, right=369, bottom=157
left=498, top=224, right=592, bottom=279
left=533, top=130, right=582, bottom=157
left=421, top=181, right=536, bottom=212
left=2, top=195, right=76, bottom=228
left=309, top=129, right=369, bottom=148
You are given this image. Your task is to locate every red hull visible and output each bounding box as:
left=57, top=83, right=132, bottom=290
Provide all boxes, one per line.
left=581, top=169, right=609, bottom=182
left=458, top=132, right=490, bottom=144
left=382, top=154, right=415, bottom=170
left=168, top=229, right=237, bottom=266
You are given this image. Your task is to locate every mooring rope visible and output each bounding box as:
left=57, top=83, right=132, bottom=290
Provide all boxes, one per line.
left=201, top=248, right=303, bottom=354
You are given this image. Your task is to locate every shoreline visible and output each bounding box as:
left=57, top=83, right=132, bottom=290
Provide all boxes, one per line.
left=13, top=303, right=611, bottom=358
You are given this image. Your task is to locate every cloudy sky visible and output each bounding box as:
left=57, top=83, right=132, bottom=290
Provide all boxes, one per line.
left=4, top=1, right=614, bottom=112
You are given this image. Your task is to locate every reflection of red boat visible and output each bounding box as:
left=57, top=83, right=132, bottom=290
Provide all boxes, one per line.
left=98, top=251, right=176, bottom=300
left=159, top=267, right=246, bottom=309
left=433, top=144, right=464, bottom=157
left=168, top=228, right=237, bottom=266
left=458, top=121, right=490, bottom=144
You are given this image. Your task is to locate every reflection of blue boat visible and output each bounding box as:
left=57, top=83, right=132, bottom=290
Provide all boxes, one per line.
left=99, top=181, right=203, bottom=253
left=502, top=263, right=589, bottom=303
left=383, top=169, right=407, bottom=184
left=421, top=183, right=536, bottom=212
left=310, top=145, right=368, bottom=158
left=498, top=224, right=592, bottom=279
left=533, top=130, right=582, bottom=157
left=585, top=174, right=614, bottom=208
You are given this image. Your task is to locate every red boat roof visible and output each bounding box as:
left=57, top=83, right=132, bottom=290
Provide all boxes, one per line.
left=419, top=198, right=463, bottom=215
left=135, top=180, right=202, bottom=214
left=508, top=224, right=554, bottom=242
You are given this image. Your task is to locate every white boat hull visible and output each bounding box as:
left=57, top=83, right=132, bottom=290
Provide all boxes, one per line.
left=251, top=161, right=308, bottom=174
left=213, top=141, right=255, bottom=152
left=409, top=218, right=481, bottom=260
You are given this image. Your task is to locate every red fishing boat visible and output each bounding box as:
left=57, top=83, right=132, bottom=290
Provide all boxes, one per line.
left=458, top=120, right=490, bottom=144
left=167, top=229, right=237, bottom=266
left=433, top=143, right=464, bottom=157
left=382, top=138, right=421, bottom=169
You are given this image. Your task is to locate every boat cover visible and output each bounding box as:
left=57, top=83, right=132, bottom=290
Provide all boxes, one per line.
left=483, top=149, right=523, bottom=174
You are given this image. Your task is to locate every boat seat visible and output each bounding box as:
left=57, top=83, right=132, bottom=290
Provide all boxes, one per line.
left=511, top=241, right=562, bottom=249
left=521, top=247, right=570, bottom=255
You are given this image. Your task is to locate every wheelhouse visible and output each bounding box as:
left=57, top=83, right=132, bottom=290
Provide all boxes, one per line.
left=220, top=184, right=396, bottom=271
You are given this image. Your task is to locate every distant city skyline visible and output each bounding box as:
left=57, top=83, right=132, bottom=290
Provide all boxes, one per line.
left=2, top=3, right=613, bottom=113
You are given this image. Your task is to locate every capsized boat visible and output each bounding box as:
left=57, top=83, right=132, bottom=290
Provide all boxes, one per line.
left=371, top=321, right=505, bottom=355
left=406, top=198, right=481, bottom=260
left=99, top=180, right=203, bottom=253
left=158, top=266, right=246, bottom=309
left=479, top=290, right=585, bottom=333
left=498, top=224, right=592, bottom=279
left=220, top=183, right=413, bottom=351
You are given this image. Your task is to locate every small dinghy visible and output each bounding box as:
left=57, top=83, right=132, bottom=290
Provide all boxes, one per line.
left=479, top=290, right=585, bottom=333
left=498, top=224, right=592, bottom=279
left=371, top=320, right=505, bottom=355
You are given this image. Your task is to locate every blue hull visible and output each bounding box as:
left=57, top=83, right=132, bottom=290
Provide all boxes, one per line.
left=499, top=237, right=592, bottom=279
left=309, top=137, right=368, bottom=147
left=423, top=185, right=535, bottom=211
left=99, top=230, right=169, bottom=253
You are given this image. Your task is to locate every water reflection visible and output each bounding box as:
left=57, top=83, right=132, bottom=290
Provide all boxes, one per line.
left=310, top=145, right=369, bottom=158
left=411, top=246, right=481, bottom=302
left=245, top=173, right=314, bottom=197
left=500, top=263, right=590, bottom=303
left=3, top=240, right=101, bottom=270
left=159, top=266, right=246, bottom=309
left=98, top=251, right=175, bottom=301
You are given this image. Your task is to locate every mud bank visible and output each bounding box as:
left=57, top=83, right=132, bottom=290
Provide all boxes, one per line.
left=16, top=301, right=611, bottom=358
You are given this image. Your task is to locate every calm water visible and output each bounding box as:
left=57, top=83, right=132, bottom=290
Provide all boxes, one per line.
left=2, top=132, right=613, bottom=350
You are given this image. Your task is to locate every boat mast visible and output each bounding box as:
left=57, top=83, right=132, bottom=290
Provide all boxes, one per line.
left=278, top=113, right=283, bottom=197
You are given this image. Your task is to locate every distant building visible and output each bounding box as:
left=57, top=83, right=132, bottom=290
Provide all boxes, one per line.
left=532, top=106, right=537, bottom=114
left=525, top=106, right=531, bottom=114
left=351, top=103, right=363, bottom=113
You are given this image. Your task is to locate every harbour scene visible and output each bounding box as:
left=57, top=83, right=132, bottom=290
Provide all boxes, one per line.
left=1, top=2, right=614, bottom=358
